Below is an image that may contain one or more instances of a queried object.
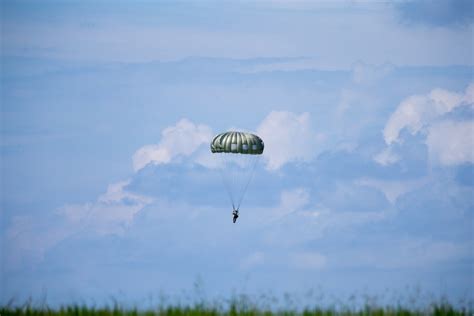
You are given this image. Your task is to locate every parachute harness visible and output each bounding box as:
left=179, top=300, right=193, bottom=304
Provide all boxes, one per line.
left=217, top=153, right=260, bottom=211
left=218, top=164, right=236, bottom=210
left=235, top=154, right=260, bottom=210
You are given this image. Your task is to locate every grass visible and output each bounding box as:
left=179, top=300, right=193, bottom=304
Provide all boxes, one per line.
left=2, top=287, right=472, bottom=316
left=1, top=301, right=472, bottom=316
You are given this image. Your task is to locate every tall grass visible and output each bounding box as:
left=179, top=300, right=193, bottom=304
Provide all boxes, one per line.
left=2, top=284, right=472, bottom=316
left=1, top=298, right=471, bottom=316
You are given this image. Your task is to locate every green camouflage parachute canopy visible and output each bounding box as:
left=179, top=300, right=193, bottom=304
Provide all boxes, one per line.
left=210, top=131, right=264, bottom=154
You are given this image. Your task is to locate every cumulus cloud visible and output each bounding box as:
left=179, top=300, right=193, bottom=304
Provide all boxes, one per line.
left=377, top=83, right=474, bottom=166
left=133, top=119, right=213, bottom=171
left=383, top=87, right=467, bottom=145
left=426, top=120, right=474, bottom=166
left=257, top=111, right=324, bottom=170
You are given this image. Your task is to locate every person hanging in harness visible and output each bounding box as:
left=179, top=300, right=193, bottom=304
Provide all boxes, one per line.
left=232, top=208, right=239, bottom=223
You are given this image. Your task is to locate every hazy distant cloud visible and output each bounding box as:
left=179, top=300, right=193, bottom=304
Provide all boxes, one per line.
left=239, top=57, right=337, bottom=73
left=279, top=188, right=310, bottom=213
left=58, top=180, right=152, bottom=235
left=290, top=251, right=327, bottom=270
left=336, top=237, right=471, bottom=270
left=262, top=187, right=390, bottom=247
left=98, top=180, right=150, bottom=204
left=261, top=188, right=311, bottom=221
left=4, top=2, right=473, bottom=67
left=133, top=119, right=213, bottom=171
left=261, top=209, right=325, bottom=247
left=374, top=239, right=470, bottom=269
left=257, top=111, right=325, bottom=170
left=239, top=251, right=265, bottom=270
left=395, top=0, right=474, bottom=28
left=5, top=215, right=63, bottom=267
left=352, top=61, right=394, bottom=85
left=357, top=177, right=428, bottom=204
left=373, top=147, right=400, bottom=166
left=4, top=180, right=152, bottom=269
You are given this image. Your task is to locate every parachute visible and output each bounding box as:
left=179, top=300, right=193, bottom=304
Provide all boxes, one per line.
left=210, top=131, right=264, bottom=212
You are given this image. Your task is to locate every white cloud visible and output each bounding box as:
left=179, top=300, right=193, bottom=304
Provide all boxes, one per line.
left=133, top=119, right=213, bottom=171
left=383, top=87, right=465, bottom=145
left=257, top=111, right=324, bottom=170
left=426, top=120, right=474, bottom=166
left=377, top=83, right=474, bottom=166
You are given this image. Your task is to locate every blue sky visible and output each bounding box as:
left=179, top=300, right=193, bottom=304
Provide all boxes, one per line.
left=1, top=0, right=473, bottom=307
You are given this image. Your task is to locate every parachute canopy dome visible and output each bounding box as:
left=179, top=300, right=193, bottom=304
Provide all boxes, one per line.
left=211, top=131, right=264, bottom=155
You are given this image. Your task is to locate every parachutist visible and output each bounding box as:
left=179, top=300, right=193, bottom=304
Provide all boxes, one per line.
left=232, top=209, right=239, bottom=223
left=210, top=131, right=264, bottom=223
